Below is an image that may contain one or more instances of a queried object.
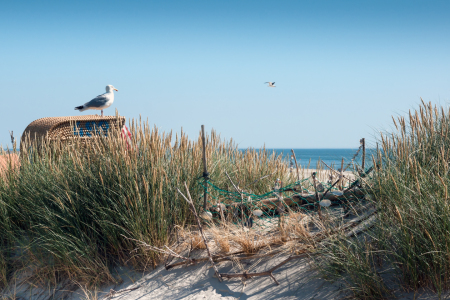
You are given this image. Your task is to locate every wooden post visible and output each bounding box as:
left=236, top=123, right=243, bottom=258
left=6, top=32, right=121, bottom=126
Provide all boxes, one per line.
left=376, top=142, right=380, bottom=169
left=339, top=158, right=344, bottom=191
left=312, top=172, right=323, bottom=220
left=290, top=149, right=301, bottom=183
left=361, top=138, right=366, bottom=171
left=201, top=125, right=208, bottom=210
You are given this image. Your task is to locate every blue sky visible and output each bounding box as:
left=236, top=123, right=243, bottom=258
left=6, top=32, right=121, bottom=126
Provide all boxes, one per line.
left=1, top=0, right=449, bottom=148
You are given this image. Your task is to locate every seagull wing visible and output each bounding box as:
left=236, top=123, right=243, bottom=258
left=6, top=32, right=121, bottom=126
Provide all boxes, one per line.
left=84, top=93, right=110, bottom=108
left=272, top=82, right=275, bottom=85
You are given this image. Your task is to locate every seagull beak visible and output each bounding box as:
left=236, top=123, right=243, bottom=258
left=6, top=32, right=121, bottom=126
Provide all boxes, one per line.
left=114, top=89, right=118, bottom=91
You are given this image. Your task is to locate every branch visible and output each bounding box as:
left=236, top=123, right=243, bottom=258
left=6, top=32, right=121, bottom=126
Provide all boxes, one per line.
left=219, top=253, right=307, bottom=285
left=177, top=183, right=223, bottom=281
left=166, top=250, right=282, bottom=270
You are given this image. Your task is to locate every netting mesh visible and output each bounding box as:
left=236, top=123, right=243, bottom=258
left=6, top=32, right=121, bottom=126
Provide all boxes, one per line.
left=199, top=173, right=365, bottom=228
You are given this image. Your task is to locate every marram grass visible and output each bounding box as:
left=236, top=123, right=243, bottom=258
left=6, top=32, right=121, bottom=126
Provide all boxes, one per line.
left=318, top=100, right=450, bottom=299
left=0, top=120, right=293, bottom=287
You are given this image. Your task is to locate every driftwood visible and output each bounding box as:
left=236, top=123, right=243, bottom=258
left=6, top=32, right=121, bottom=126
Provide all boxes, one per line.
left=165, top=250, right=244, bottom=270
left=166, top=250, right=283, bottom=270
left=219, top=252, right=308, bottom=285
left=320, top=160, right=352, bottom=181
left=217, top=188, right=365, bottom=211
left=164, top=208, right=377, bottom=272
left=105, top=285, right=142, bottom=299
left=252, top=187, right=365, bottom=207
left=311, top=172, right=323, bottom=220
left=291, top=149, right=301, bottom=182
left=218, top=209, right=378, bottom=286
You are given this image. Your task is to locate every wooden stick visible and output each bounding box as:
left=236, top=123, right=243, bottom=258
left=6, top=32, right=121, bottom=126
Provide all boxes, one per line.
left=219, top=211, right=377, bottom=284
left=201, top=125, right=208, bottom=210
left=321, top=160, right=351, bottom=181
left=164, top=209, right=378, bottom=282
left=311, top=172, right=323, bottom=220
left=178, top=183, right=222, bottom=281
left=322, top=177, right=343, bottom=198
left=361, top=138, right=366, bottom=170
left=339, top=158, right=344, bottom=191
left=166, top=250, right=282, bottom=270
left=220, top=252, right=307, bottom=285
left=291, top=149, right=301, bottom=182
left=105, top=285, right=142, bottom=299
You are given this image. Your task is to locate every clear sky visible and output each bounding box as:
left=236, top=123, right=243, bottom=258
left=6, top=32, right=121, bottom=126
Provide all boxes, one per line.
left=1, top=0, right=449, bottom=149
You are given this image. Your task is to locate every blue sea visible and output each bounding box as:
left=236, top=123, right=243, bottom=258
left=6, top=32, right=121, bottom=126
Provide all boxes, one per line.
left=5, top=148, right=372, bottom=169
left=256, top=148, right=371, bottom=169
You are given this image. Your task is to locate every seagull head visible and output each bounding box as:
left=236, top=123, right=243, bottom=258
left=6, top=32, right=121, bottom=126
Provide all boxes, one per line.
left=106, top=85, right=118, bottom=92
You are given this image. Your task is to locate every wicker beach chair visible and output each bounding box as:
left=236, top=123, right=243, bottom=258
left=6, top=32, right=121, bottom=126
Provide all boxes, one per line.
left=21, top=115, right=126, bottom=151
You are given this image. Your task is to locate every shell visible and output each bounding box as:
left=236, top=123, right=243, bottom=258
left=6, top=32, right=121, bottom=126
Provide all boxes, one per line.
left=319, top=199, right=332, bottom=207
left=252, top=209, right=263, bottom=217
left=201, top=211, right=213, bottom=220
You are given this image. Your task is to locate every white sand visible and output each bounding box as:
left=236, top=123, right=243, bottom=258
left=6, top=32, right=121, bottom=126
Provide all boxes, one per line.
left=99, top=254, right=345, bottom=300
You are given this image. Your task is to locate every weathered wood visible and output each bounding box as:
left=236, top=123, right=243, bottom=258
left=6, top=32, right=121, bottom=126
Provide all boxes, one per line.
left=253, top=188, right=365, bottom=207
left=219, top=252, right=307, bottom=285
left=201, top=125, right=208, bottom=210
left=166, top=250, right=282, bottom=270
left=291, top=149, right=301, bottom=182
left=312, top=172, right=323, bottom=220
left=321, top=160, right=352, bottom=181
left=361, top=138, right=366, bottom=170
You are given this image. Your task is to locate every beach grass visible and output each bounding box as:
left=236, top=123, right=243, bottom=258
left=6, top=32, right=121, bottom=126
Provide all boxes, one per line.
left=317, top=100, right=450, bottom=298
left=0, top=119, right=296, bottom=287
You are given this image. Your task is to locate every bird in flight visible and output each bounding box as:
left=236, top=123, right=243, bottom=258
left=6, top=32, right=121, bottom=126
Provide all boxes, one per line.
left=75, top=85, right=118, bottom=117
left=264, top=82, right=276, bottom=87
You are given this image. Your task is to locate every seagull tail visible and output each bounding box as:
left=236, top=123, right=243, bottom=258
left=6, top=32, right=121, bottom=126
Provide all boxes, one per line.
left=75, top=105, right=87, bottom=112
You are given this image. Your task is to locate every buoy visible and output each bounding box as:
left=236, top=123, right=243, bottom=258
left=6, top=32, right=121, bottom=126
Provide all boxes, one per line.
left=201, top=211, right=213, bottom=220
left=319, top=199, right=332, bottom=207
left=252, top=209, right=263, bottom=217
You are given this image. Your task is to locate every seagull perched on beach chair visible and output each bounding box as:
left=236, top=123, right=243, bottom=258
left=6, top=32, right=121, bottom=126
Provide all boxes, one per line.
left=75, top=85, right=118, bottom=117
left=264, top=82, right=276, bottom=87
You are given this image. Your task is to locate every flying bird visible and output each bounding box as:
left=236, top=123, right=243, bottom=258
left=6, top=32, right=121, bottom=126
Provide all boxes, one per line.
left=75, top=85, right=118, bottom=117
left=264, top=82, right=276, bottom=87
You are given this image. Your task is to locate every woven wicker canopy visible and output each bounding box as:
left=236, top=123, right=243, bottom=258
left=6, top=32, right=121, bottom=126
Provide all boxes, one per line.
left=21, top=115, right=126, bottom=146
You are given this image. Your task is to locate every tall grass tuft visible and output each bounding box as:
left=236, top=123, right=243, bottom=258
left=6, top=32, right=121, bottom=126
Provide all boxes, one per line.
left=0, top=119, right=293, bottom=287
left=318, top=100, right=450, bottom=298
left=372, top=100, right=450, bottom=294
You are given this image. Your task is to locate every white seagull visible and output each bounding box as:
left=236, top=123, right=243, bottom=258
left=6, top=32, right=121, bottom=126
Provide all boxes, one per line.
left=75, top=85, right=118, bottom=117
left=264, top=82, right=276, bottom=87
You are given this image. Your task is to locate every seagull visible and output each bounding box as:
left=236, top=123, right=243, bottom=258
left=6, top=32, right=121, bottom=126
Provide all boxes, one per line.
left=264, top=82, right=276, bottom=87
left=75, top=85, right=118, bottom=117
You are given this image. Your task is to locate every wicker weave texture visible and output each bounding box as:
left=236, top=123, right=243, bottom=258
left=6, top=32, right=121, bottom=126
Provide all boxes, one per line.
left=22, top=115, right=126, bottom=144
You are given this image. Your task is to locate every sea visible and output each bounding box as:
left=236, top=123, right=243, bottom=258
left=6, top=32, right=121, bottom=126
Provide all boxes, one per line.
left=251, top=148, right=371, bottom=169
left=5, top=148, right=372, bottom=170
